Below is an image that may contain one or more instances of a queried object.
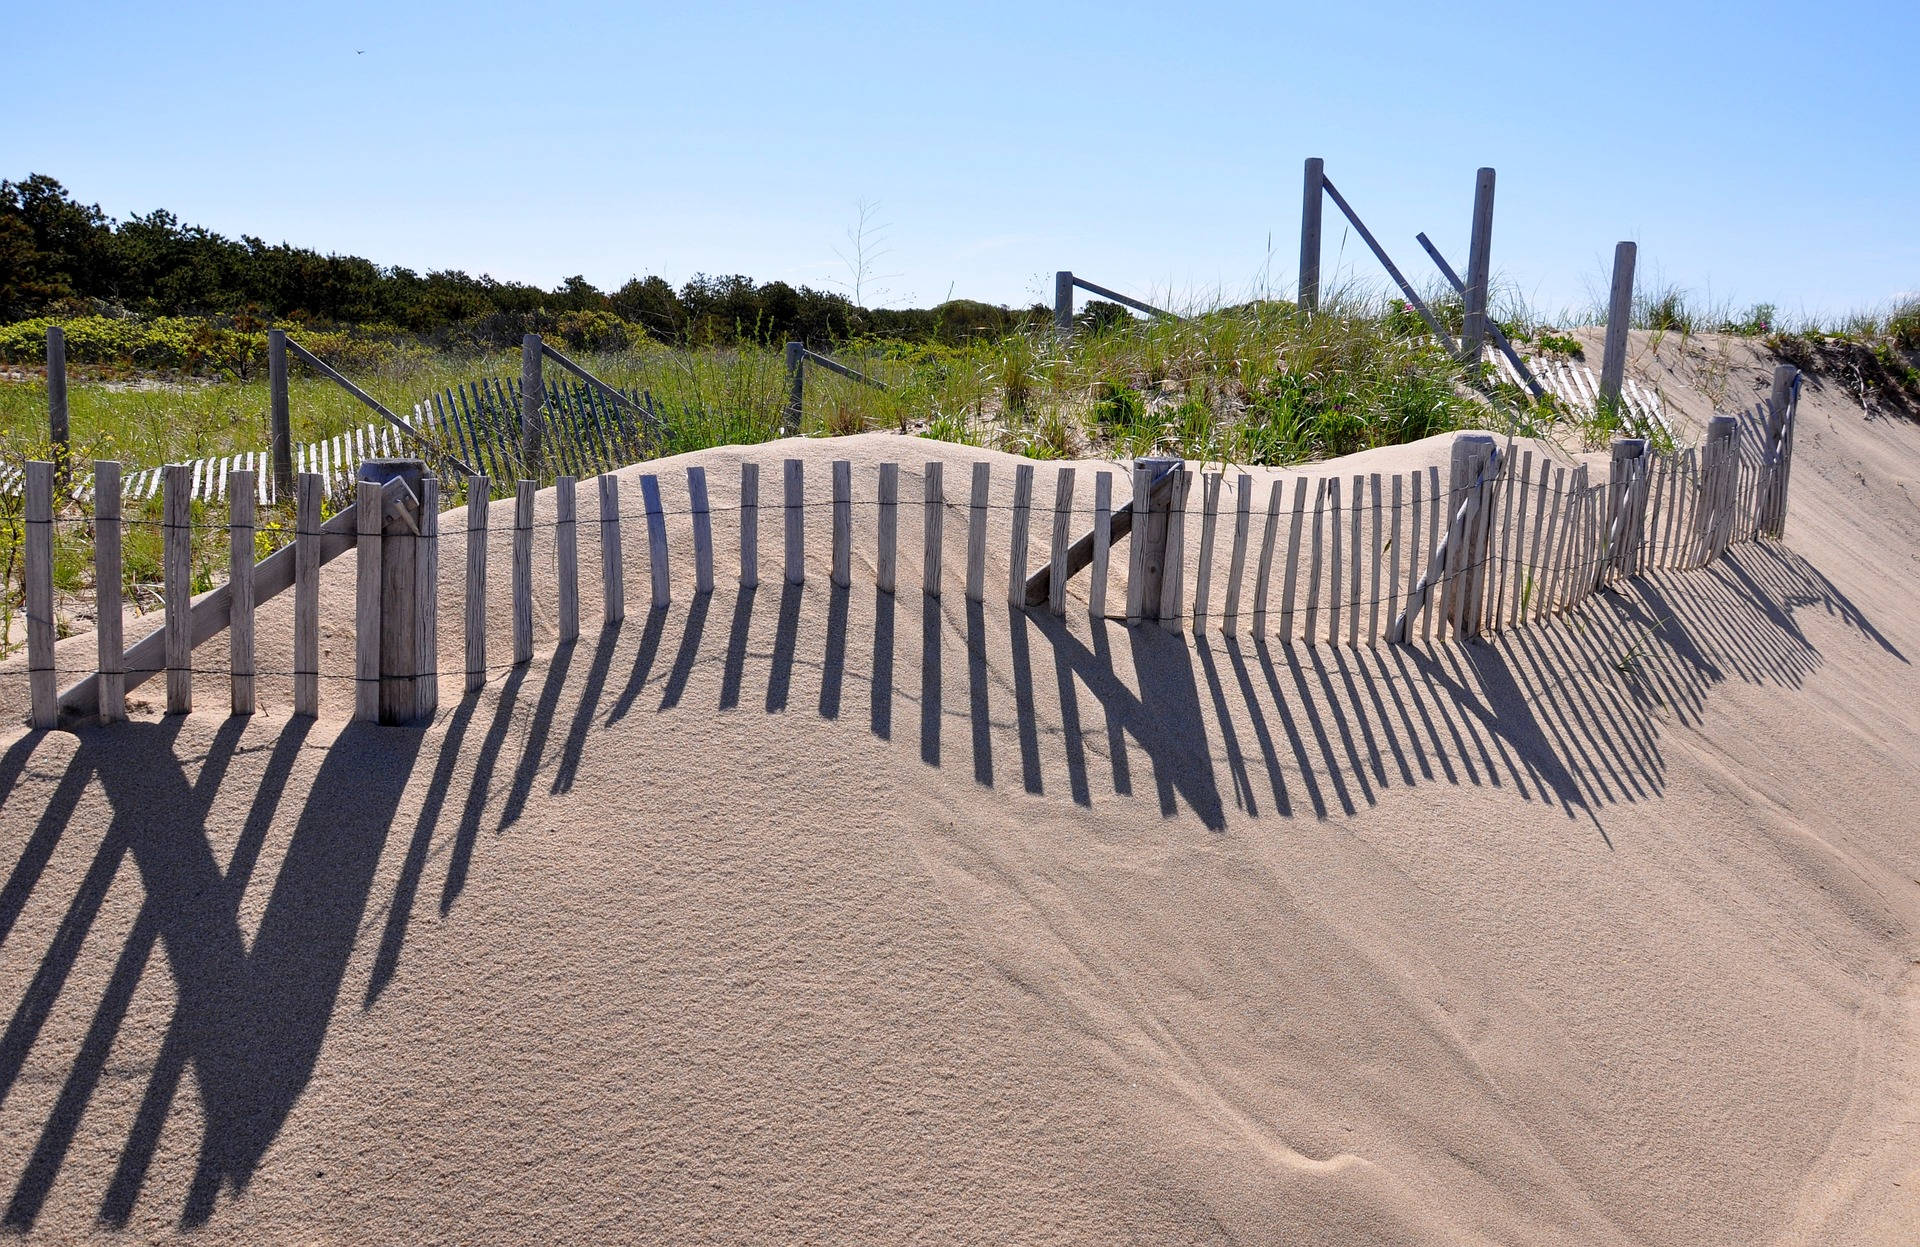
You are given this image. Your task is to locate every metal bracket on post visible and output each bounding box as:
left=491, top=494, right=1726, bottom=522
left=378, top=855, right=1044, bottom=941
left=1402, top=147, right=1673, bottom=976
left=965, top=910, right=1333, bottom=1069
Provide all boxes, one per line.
left=355, top=458, right=435, bottom=725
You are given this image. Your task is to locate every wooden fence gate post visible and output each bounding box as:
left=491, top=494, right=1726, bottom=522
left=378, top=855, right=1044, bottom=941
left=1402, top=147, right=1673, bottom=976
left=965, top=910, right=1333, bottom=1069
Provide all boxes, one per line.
left=520, top=334, right=545, bottom=477
left=269, top=327, right=293, bottom=499
left=1598, top=242, right=1637, bottom=410
left=356, top=458, right=436, bottom=725
left=1298, top=157, right=1324, bottom=313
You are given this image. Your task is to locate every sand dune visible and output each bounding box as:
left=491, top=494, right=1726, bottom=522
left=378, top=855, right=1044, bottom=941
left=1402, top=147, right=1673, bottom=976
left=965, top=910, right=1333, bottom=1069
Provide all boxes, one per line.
left=1, top=334, right=1917, bottom=1243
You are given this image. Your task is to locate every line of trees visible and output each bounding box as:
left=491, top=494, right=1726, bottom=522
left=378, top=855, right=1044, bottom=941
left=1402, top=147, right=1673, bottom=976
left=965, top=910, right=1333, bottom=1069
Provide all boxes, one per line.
left=0, top=174, right=1047, bottom=350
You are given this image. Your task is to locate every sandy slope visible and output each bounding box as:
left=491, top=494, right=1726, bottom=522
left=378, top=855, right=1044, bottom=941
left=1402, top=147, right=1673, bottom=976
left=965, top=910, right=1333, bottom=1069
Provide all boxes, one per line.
left=1, top=334, right=1917, bottom=1243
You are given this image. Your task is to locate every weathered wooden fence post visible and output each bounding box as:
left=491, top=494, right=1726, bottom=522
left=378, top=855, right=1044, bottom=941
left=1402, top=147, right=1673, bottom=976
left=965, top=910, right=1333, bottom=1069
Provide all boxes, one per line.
left=783, top=342, right=805, bottom=435
left=23, top=462, right=56, bottom=728
left=1598, top=242, right=1637, bottom=411
left=164, top=464, right=192, bottom=713
left=520, top=334, right=545, bottom=476
left=269, top=327, right=293, bottom=499
left=1054, top=271, right=1075, bottom=336
left=46, top=328, right=68, bottom=486
left=1130, top=456, right=1180, bottom=622
left=1460, top=168, right=1496, bottom=365
left=1604, top=439, right=1650, bottom=583
left=228, top=469, right=255, bottom=715
left=1298, top=157, right=1324, bottom=313
left=1700, top=416, right=1736, bottom=560
left=1764, top=364, right=1801, bottom=538
left=94, top=460, right=125, bottom=723
left=355, top=458, right=435, bottom=724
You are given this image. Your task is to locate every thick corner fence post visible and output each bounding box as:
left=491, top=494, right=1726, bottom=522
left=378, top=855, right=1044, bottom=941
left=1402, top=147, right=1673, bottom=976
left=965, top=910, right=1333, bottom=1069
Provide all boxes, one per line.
left=1599, top=242, right=1637, bottom=410
left=355, top=458, right=435, bottom=725
left=1054, top=271, right=1075, bottom=336
left=1131, top=456, right=1181, bottom=622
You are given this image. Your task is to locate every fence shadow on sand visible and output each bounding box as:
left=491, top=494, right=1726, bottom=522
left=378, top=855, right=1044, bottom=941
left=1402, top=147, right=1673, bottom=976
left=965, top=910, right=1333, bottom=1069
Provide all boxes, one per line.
left=0, top=534, right=1899, bottom=1231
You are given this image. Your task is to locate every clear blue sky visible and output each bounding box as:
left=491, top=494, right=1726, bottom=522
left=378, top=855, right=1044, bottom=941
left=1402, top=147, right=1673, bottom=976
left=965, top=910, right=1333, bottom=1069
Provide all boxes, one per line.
left=14, top=0, right=1918, bottom=322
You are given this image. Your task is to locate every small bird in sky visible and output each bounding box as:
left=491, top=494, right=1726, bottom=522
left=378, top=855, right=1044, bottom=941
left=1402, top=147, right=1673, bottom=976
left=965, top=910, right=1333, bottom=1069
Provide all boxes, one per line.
left=355, top=49, right=366, bottom=55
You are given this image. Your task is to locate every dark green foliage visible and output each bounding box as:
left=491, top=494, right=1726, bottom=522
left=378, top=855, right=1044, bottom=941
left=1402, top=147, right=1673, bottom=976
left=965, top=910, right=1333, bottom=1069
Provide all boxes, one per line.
left=0, top=174, right=1044, bottom=354
left=1535, top=332, right=1583, bottom=359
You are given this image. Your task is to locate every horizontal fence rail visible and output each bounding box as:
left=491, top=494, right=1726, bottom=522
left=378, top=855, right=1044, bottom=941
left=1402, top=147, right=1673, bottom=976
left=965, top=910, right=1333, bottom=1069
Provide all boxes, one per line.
left=14, top=370, right=1798, bottom=730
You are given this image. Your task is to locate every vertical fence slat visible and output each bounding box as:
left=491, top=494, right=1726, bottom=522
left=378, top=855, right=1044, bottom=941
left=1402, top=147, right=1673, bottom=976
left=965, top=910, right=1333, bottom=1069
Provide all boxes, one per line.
left=228, top=470, right=255, bottom=715
left=1047, top=466, right=1074, bottom=615
left=1008, top=463, right=1034, bottom=608
left=1326, top=477, right=1343, bottom=645
left=1348, top=473, right=1363, bottom=646
left=967, top=462, right=990, bottom=603
left=467, top=475, right=490, bottom=689
left=1387, top=473, right=1404, bottom=640
left=1252, top=479, right=1282, bottom=636
left=1367, top=473, right=1383, bottom=644
left=1157, top=467, right=1188, bottom=630
left=689, top=466, right=714, bottom=595
left=1423, top=467, right=1441, bottom=645
left=831, top=459, right=852, bottom=589
left=1125, top=463, right=1150, bottom=622
left=164, top=464, right=192, bottom=714
left=1090, top=470, right=1112, bottom=618
left=598, top=474, right=624, bottom=624
left=740, top=462, right=760, bottom=589
left=94, top=461, right=124, bottom=723
left=1192, top=470, right=1221, bottom=627
left=642, top=473, right=671, bottom=609
left=513, top=480, right=535, bottom=664
left=557, top=475, right=579, bottom=643
left=24, top=463, right=55, bottom=728
left=1279, top=477, right=1308, bottom=641
left=354, top=477, right=383, bottom=722
left=784, top=458, right=804, bottom=585
left=1224, top=473, right=1252, bottom=632
left=923, top=461, right=943, bottom=596
left=295, top=474, right=321, bottom=713
left=877, top=462, right=899, bottom=594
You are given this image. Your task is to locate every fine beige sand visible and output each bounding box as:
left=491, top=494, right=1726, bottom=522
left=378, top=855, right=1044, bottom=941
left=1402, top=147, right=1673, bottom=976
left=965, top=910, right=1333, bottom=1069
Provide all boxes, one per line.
left=1, top=333, right=1917, bottom=1243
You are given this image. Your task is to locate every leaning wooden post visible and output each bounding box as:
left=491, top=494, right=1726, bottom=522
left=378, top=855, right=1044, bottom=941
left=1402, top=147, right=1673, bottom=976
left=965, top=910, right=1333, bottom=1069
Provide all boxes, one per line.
left=1460, top=167, right=1496, bottom=365
left=46, top=328, right=69, bottom=487
left=783, top=342, right=805, bottom=435
left=23, top=462, right=56, bottom=728
left=228, top=469, right=256, bottom=715
left=94, top=460, right=124, bottom=723
left=1598, top=241, right=1637, bottom=410
left=163, top=463, right=192, bottom=714
left=1298, top=157, right=1324, bottom=313
left=520, top=334, right=545, bottom=477
left=1053, top=271, right=1075, bottom=336
left=641, top=474, right=670, bottom=609
left=268, top=327, right=293, bottom=499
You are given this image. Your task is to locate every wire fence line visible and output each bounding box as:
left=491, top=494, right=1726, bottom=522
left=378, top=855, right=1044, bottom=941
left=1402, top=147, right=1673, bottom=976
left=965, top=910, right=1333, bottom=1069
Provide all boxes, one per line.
left=16, top=368, right=1798, bottom=729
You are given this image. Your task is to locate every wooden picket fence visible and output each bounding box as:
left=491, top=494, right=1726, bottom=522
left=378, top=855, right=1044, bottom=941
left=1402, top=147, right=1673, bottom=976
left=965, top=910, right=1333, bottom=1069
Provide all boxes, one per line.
left=18, top=369, right=1799, bottom=730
